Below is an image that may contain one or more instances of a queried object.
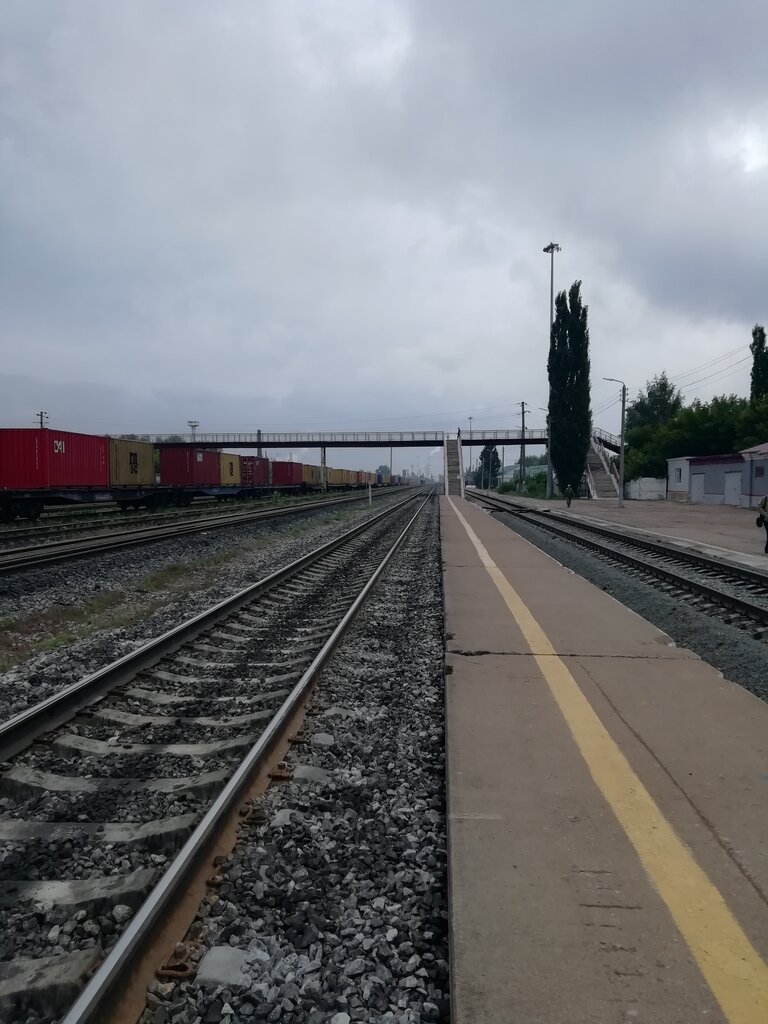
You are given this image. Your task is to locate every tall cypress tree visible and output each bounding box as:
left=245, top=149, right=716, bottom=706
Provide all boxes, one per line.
left=751, top=324, right=768, bottom=403
left=547, top=280, right=592, bottom=493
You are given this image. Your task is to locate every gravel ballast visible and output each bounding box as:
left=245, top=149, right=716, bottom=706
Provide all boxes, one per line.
left=0, top=503, right=424, bottom=974
left=491, top=509, right=768, bottom=703
left=139, top=496, right=448, bottom=1024
left=0, top=495, right=408, bottom=722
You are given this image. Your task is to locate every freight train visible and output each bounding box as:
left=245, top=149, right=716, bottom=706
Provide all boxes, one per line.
left=0, top=428, right=401, bottom=521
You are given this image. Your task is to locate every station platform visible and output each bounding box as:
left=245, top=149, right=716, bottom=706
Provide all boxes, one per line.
left=478, top=491, right=768, bottom=573
left=441, top=495, right=768, bottom=1024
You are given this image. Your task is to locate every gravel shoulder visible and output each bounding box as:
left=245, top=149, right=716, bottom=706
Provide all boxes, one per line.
left=0, top=496, right=407, bottom=722
left=492, top=510, right=768, bottom=703
left=139, top=497, right=447, bottom=1024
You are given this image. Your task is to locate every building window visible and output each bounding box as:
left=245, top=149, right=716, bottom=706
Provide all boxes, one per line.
left=674, top=468, right=682, bottom=484
left=756, top=465, right=765, bottom=478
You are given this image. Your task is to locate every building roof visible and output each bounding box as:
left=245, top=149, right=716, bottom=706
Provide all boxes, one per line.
left=740, top=441, right=768, bottom=458
left=665, top=455, right=694, bottom=463
left=688, top=453, right=744, bottom=466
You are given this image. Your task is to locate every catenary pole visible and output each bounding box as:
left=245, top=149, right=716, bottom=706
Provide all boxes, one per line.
left=519, top=401, right=527, bottom=493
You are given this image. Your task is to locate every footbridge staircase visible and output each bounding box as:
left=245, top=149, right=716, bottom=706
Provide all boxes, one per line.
left=585, top=429, right=622, bottom=499
left=444, top=437, right=465, bottom=497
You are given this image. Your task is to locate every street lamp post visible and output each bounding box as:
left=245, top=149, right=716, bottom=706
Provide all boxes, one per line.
left=543, top=242, right=561, bottom=498
left=603, top=377, right=627, bottom=508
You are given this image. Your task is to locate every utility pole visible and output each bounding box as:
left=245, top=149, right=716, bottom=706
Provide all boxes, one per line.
left=501, top=446, right=505, bottom=488
left=543, top=241, right=561, bottom=498
left=603, top=377, right=626, bottom=508
left=389, top=446, right=393, bottom=481
left=519, top=401, right=527, bottom=493
left=36, top=410, right=49, bottom=429
left=187, top=420, right=199, bottom=442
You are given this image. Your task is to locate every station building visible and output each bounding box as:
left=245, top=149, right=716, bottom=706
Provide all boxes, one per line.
left=669, top=440, right=768, bottom=507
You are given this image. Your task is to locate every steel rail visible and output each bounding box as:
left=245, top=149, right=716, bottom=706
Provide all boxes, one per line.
left=61, top=489, right=434, bottom=1024
left=469, top=492, right=768, bottom=588
left=0, top=491, right=392, bottom=547
left=468, top=492, right=768, bottom=627
left=0, top=489, right=409, bottom=574
left=0, top=499, right=276, bottom=542
left=0, top=490, right=424, bottom=761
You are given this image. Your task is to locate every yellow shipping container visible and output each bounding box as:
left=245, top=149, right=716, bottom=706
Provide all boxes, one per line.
left=302, top=464, right=321, bottom=488
left=327, top=468, right=345, bottom=487
left=109, top=437, right=155, bottom=488
left=220, top=453, right=241, bottom=486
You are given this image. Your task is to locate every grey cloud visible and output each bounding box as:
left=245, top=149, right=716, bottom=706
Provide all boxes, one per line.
left=0, top=0, right=763, bottom=448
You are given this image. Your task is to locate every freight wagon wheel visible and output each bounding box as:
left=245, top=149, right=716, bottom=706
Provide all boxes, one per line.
left=24, top=502, right=43, bottom=522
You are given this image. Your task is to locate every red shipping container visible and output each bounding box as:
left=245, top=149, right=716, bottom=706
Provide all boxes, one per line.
left=0, top=428, right=108, bottom=490
left=159, top=447, right=220, bottom=487
left=271, top=460, right=303, bottom=486
left=241, top=456, right=269, bottom=487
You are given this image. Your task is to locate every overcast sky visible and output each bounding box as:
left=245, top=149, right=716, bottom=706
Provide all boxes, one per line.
left=1, top=1, right=766, bottom=471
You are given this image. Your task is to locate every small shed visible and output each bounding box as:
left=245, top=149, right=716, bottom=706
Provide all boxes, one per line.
left=741, top=441, right=768, bottom=508
left=688, top=453, right=745, bottom=506
left=666, top=457, right=692, bottom=501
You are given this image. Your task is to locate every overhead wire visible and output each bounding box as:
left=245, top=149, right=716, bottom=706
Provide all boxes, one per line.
left=666, top=344, right=750, bottom=384
left=677, top=356, right=751, bottom=392
left=679, top=362, right=752, bottom=399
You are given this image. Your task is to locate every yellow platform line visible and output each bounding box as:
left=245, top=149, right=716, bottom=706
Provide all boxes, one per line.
left=448, top=497, right=768, bottom=1024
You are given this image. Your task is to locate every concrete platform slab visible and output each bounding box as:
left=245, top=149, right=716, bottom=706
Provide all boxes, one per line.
left=442, top=496, right=768, bottom=1024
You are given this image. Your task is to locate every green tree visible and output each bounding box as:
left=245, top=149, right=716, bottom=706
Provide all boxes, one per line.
left=625, top=373, right=684, bottom=478
left=750, top=324, right=768, bottom=403
left=547, top=280, right=592, bottom=493
left=626, top=372, right=683, bottom=431
left=474, top=444, right=501, bottom=488
left=376, top=464, right=390, bottom=476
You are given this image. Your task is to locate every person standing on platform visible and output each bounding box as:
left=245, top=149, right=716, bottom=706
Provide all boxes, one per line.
left=759, top=494, right=768, bottom=553
left=564, top=483, right=574, bottom=508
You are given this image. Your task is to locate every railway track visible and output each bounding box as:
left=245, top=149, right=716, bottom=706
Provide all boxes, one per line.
left=0, top=489, right=407, bottom=574
left=0, top=500, right=260, bottom=546
left=467, top=492, right=768, bottom=637
left=0, top=488, right=432, bottom=1023
left=0, top=490, right=386, bottom=546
